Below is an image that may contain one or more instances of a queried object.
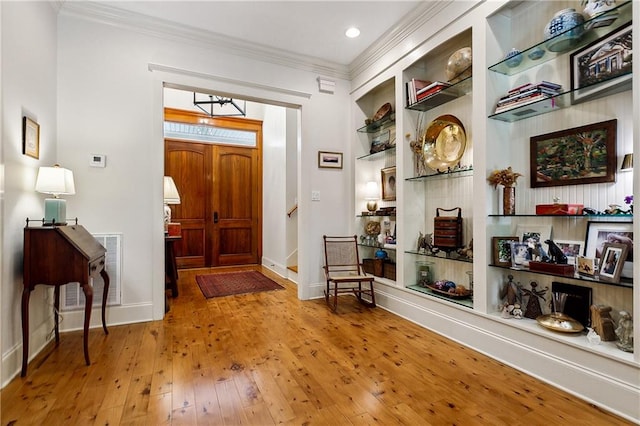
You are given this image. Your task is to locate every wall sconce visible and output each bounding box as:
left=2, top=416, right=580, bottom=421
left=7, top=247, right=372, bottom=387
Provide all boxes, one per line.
left=35, top=164, right=75, bottom=225
left=163, top=176, right=181, bottom=232
left=364, top=181, right=379, bottom=213
left=621, top=153, right=633, bottom=171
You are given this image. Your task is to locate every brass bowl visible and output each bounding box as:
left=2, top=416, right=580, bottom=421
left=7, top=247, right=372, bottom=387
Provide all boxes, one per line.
left=422, top=114, right=466, bottom=172
left=536, top=313, right=584, bottom=333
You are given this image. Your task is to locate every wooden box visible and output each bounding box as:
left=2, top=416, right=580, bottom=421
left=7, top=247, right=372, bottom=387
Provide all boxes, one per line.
left=167, top=222, right=182, bottom=236
left=433, top=207, right=463, bottom=250
left=362, top=258, right=375, bottom=275
left=535, top=204, right=584, bottom=215
left=529, top=261, right=575, bottom=277
left=383, top=261, right=396, bottom=280
left=363, top=258, right=384, bottom=277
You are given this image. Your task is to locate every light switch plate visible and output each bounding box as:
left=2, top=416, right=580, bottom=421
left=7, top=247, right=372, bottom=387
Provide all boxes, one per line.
left=311, top=190, right=320, bottom=201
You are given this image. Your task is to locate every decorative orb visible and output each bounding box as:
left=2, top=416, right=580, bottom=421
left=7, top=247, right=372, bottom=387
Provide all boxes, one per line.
left=445, top=47, right=472, bottom=83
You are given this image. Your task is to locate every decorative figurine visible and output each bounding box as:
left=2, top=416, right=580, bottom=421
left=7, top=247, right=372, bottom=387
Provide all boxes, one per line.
left=499, top=274, right=522, bottom=306
left=615, top=311, right=634, bottom=353
left=501, top=303, right=514, bottom=319
left=544, top=239, right=568, bottom=264
left=457, top=239, right=473, bottom=259
left=591, top=305, right=617, bottom=341
left=417, top=232, right=438, bottom=255
left=512, top=303, right=523, bottom=319
left=522, top=281, right=547, bottom=320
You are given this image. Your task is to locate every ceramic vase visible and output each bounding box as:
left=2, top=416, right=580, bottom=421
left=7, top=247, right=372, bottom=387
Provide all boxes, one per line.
left=583, top=0, right=619, bottom=29
left=543, top=8, right=585, bottom=52
left=503, top=186, right=516, bottom=215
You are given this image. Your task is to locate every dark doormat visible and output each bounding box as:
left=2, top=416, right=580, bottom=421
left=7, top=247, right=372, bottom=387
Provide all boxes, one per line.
left=195, top=270, right=284, bottom=299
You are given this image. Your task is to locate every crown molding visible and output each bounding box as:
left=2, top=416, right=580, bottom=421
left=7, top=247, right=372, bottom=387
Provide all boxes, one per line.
left=58, top=2, right=351, bottom=80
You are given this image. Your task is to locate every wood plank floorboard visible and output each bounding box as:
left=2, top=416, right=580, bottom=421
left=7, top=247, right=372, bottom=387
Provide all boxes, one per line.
left=2, top=265, right=634, bottom=425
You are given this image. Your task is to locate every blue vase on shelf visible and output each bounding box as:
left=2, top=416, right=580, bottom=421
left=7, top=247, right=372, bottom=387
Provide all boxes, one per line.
left=543, top=8, right=585, bottom=52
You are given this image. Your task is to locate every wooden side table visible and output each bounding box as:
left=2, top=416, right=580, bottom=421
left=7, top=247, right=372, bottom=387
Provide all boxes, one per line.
left=165, top=235, right=181, bottom=298
left=22, top=224, right=109, bottom=377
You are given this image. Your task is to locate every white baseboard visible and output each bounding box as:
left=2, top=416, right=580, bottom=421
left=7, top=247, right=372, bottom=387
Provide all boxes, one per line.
left=261, top=256, right=287, bottom=278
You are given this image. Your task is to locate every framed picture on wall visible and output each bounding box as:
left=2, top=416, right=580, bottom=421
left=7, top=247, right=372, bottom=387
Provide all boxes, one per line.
left=318, top=151, right=343, bottom=169
left=22, top=116, right=40, bottom=159
left=381, top=166, right=396, bottom=201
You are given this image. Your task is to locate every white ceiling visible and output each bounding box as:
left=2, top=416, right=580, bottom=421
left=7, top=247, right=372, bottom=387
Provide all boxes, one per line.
left=94, top=1, right=424, bottom=66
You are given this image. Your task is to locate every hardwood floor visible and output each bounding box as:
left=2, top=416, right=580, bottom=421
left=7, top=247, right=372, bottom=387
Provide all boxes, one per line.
left=2, top=266, right=633, bottom=425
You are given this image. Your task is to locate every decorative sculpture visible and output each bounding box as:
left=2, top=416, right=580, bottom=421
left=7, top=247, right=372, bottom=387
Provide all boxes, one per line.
left=457, top=239, right=473, bottom=259
left=522, top=281, right=547, bottom=320
left=545, top=239, right=568, bottom=264
left=615, top=311, right=634, bottom=352
left=499, top=274, right=522, bottom=306
left=417, top=232, right=438, bottom=255
left=590, top=304, right=617, bottom=341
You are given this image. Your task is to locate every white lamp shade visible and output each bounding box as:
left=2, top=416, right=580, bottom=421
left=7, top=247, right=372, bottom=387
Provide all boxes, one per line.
left=364, top=181, right=379, bottom=200
left=164, top=176, right=181, bottom=204
left=35, top=165, right=75, bottom=197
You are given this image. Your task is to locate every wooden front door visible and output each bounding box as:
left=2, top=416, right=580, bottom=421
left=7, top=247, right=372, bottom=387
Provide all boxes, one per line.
left=164, top=108, right=262, bottom=267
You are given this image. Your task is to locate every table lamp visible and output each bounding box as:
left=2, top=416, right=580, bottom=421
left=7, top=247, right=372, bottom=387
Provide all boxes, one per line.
left=35, top=164, right=76, bottom=225
left=364, top=181, right=379, bottom=213
left=163, top=176, right=181, bottom=231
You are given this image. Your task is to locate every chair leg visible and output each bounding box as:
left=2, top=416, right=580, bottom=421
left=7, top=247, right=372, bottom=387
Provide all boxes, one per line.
left=369, top=281, right=376, bottom=307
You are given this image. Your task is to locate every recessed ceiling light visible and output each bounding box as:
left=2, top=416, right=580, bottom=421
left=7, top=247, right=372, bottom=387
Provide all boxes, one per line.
left=345, top=27, right=360, bottom=38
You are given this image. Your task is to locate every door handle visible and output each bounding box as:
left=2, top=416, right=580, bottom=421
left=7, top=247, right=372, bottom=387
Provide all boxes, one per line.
left=213, top=212, right=219, bottom=223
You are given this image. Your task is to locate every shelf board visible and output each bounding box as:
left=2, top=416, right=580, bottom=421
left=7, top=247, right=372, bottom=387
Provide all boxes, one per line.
left=487, top=1, right=632, bottom=76
left=488, top=214, right=632, bottom=220
left=406, top=77, right=472, bottom=111
left=405, top=167, right=473, bottom=182
left=356, top=112, right=395, bottom=133
left=407, top=284, right=473, bottom=309
left=405, top=249, right=472, bottom=263
left=358, top=243, right=396, bottom=251
left=356, top=145, right=396, bottom=161
left=489, top=263, right=633, bottom=289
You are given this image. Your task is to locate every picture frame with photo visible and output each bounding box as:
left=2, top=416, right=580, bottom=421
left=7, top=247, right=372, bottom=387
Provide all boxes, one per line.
left=22, top=116, right=40, bottom=159
left=598, top=242, right=629, bottom=283
left=554, top=240, right=584, bottom=264
left=576, top=256, right=597, bottom=277
left=510, top=242, right=531, bottom=267
left=515, top=224, right=552, bottom=246
left=584, top=221, right=633, bottom=279
left=492, top=236, right=519, bottom=267
left=381, top=166, right=397, bottom=201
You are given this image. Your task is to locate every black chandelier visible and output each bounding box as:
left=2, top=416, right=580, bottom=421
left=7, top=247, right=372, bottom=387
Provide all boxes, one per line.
left=193, top=93, right=246, bottom=117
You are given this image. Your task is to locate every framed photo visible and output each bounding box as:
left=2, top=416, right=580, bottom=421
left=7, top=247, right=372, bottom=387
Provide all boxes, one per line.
left=22, top=116, right=40, bottom=159
left=318, top=151, right=343, bottom=169
left=492, top=236, right=519, bottom=267
left=510, top=242, right=531, bottom=267
left=515, top=224, right=552, bottom=247
left=381, top=166, right=396, bottom=201
left=554, top=240, right=584, bottom=264
left=370, top=130, right=390, bottom=154
left=576, top=256, right=597, bottom=277
left=584, top=221, right=633, bottom=279
left=598, top=242, right=629, bottom=283
left=530, top=119, right=617, bottom=188
left=570, top=21, right=632, bottom=104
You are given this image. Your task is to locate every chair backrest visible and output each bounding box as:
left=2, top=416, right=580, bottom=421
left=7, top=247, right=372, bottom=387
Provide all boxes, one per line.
left=323, top=235, right=363, bottom=276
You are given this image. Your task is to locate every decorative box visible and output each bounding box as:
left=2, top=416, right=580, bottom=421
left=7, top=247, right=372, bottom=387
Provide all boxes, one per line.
left=433, top=207, right=463, bottom=250
left=383, top=261, right=396, bottom=280
left=362, top=258, right=375, bottom=275
left=167, top=222, right=182, bottom=236
left=528, top=261, right=575, bottom=277
left=535, top=204, right=584, bottom=215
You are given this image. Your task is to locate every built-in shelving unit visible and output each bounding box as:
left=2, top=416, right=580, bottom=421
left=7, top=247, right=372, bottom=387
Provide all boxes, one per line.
left=406, top=77, right=472, bottom=112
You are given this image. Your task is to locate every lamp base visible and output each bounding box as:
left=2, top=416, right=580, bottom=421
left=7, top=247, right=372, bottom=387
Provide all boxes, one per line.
left=366, top=201, right=378, bottom=212
left=44, top=198, right=67, bottom=225
left=164, top=203, right=172, bottom=232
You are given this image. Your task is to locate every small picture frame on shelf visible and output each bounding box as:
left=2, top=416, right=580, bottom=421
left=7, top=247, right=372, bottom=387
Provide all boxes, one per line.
left=370, top=130, right=390, bottom=154
left=585, top=221, right=633, bottom=279
left=492, top=236, right=519, bottom=267
left=317, top=151, right=343, bottom=169
left=570, top=21, right=632, bottom=105
left=515, top=224, right=552, bottom=247
left=510, top=242, right=531, bottom=267
left=381, top=166, right=396, bottom=201
left=530, top=119, right=617, bottom=188
left=598, top=242, right=628, bottom=283
left=576, top=256, right=597, bottom=277
left=553, top=240, right=584, bottom=265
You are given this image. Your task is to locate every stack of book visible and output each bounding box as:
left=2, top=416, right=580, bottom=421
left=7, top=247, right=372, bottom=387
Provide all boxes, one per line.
left=406, top=79, right=452, bottom=106
left=494, top=81, right=562, bottom=114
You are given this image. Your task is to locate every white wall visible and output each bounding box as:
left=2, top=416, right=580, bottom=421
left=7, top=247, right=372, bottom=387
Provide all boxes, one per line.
left=1, top=1, right=58, bottom=384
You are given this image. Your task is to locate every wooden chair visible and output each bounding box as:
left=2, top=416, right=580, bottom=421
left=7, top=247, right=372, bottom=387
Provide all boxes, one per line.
left=322, top=235, right=376, bottom=312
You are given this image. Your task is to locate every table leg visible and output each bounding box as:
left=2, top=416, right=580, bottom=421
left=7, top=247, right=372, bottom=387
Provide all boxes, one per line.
left=81, top=282, right=93, bottom=366
left=54, top=286, right=60, bottom=344
left=100, top=269, right=110, bottom=335
left=21, top=287, right=32, bottom=377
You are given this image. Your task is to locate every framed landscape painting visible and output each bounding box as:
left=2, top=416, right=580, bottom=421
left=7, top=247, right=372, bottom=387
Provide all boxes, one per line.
left=530, top=119, right=617, bottom=188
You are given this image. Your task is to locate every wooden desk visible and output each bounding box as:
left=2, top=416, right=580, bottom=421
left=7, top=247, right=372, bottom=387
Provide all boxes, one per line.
left=165, top=235, right=181, bottom=298
left=22, top=224, right=109, bottom=377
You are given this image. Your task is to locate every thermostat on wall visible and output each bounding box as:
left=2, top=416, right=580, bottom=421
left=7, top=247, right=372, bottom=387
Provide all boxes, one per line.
left=90, top=154, right=106, bottom=168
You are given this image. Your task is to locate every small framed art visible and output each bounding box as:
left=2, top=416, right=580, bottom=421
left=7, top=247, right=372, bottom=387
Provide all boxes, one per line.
left=22, top=117, right=40, bottom=159
left=554, top=240, right=584, bottom=265
left=381, top=166, right=396, bottom=201
left=510, top=242, right=531, bottom=267
left=577, top=256, right=597, bottom=277
left=598, top=242, right=629, bottom=283
left=492, top=236, right=519, bottom=267
left=318, top=151, right=343, bottom=169
left=584, top=221, right=633, bottom=279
